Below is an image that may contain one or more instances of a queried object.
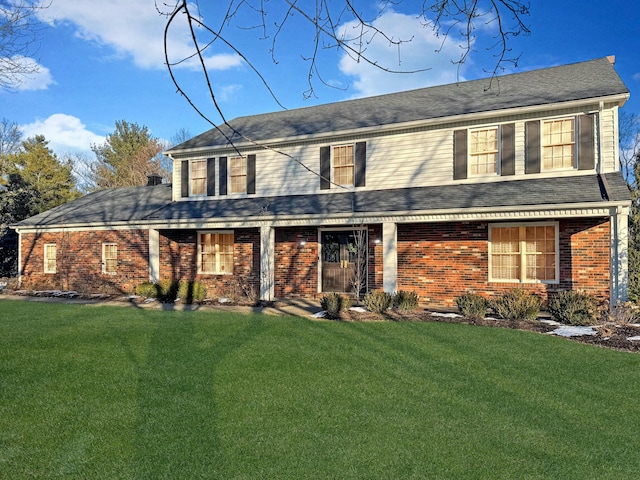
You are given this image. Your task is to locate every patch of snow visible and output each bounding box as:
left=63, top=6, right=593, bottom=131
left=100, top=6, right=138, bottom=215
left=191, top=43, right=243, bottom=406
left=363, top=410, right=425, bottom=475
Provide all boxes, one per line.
left=313, top=311, right=327, bottom=318
left=539, top=318, right=562, bottom=326
left=627, top=336, right=640, bottom=342
left=431, top=312, right=462, bottom=318
left=350, top=306, right=367, bottom=313
left=551, top=326, right=598, bottom=337
left=218, top=297, right=233, bottom=304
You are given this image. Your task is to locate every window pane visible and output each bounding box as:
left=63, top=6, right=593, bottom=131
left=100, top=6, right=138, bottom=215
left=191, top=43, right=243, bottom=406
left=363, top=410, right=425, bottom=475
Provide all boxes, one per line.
left=470, top=128, right=498, bottom=175
left=230, top=157, right=246, bottom=193
left=199, top=233, right=234, bottom=274
left=44, top=244, right=56, bottom=273
left=542, top=118, right=574, bottom=169
left=191, top=160, right=207, bottom=195
left=492, top=253, right=520, bottom=280
left=333, top=145, right=354, bottom=185
left=104, top=244, right=117, bottom=273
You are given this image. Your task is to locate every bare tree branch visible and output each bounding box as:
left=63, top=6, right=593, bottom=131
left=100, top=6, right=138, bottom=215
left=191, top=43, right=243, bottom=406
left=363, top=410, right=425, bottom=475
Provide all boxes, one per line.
left=0, top=0, right=48, bottom=90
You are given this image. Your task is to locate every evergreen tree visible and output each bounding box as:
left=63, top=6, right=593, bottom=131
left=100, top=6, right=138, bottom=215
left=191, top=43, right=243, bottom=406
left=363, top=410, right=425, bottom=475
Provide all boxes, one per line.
left=6, top=135, right=80, bottom=212
left=90, top=120, right=168, bottom=189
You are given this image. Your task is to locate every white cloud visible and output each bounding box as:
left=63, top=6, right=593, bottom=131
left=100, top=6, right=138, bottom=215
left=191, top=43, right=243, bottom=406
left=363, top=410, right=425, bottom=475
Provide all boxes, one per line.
left=35, top=0, right=242, bottom=71
left=20, top=114, right=105, bottom=156
left=337, top=11, right=470, bottom=97
left=5, top=56, right=55, bottom=91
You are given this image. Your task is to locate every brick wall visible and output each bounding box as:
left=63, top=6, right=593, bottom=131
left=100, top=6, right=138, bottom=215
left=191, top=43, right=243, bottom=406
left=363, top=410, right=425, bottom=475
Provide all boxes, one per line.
left=20, top=229, right=149, bottom=294
left=159, top=228, right=260, bottom=299
left=274, top=227, right=319, bottom=298
left=397, top=218, right=611, bottom=307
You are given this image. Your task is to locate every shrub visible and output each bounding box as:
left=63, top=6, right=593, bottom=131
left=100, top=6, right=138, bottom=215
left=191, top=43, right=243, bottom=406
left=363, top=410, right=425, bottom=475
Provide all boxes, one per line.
left=548, top=290, right=599, bottom=326
left=456, top=293, right=487, bottom=319
left=177, top=281, right=208, bottom=304
left=135, top=282, right=158, bottom=298
left=490, top=288, right=541, bottom=321
left=363, top=290, right=393, bottom=314
left=320, top=293, right=351, bottom=318
left=610, top=301, right=640, bottom=325
left=393, top=290, right=419, bottom=311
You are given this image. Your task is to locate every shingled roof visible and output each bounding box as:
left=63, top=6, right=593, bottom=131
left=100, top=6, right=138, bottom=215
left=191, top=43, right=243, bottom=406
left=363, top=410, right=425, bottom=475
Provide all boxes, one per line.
left=14, top=173, right=629, bottom=228
left=168, top=57, right=629, bottom=151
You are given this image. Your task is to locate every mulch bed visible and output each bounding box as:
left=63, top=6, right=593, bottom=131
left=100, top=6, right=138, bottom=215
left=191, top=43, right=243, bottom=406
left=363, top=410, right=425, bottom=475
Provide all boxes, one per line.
left=336, top=308, right=640, bottom=353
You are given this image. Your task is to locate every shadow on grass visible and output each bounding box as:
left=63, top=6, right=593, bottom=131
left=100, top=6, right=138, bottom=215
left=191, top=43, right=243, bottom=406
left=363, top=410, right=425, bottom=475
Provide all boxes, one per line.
left=113, top=314, right=267, bottom=478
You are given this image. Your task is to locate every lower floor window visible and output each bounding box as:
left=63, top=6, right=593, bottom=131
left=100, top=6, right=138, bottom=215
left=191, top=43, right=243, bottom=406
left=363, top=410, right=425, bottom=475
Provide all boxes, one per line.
left=102, top=243, right=118, bottom=274
left=44, top=243, right=56, bottom=274
left=489, top=223, right=558, bottom=283
left=199, top=231, right=234, bottom=274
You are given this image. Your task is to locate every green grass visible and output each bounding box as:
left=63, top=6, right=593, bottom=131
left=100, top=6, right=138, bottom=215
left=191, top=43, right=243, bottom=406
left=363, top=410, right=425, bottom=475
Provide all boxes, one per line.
left=1, top=300, right=640, bottom=479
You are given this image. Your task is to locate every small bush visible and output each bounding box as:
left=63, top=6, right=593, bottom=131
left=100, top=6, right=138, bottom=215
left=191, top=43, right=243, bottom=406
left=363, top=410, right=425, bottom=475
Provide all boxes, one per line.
left=610, top=301, right=640, bottom=325
left=178, top=281, right=207, bottom=304
left=548, top=290, right=599, bottom=326
left=393, top=290, right=419, bottom=311
left=135, top=282, right=158, bottom=298
left=456, top=293, right=487, bottom=319
left=363, top=290, right=393, bottom=314
left=320, top=293, right=351, bottom=318
left=491, top=288, right=541, bottom=321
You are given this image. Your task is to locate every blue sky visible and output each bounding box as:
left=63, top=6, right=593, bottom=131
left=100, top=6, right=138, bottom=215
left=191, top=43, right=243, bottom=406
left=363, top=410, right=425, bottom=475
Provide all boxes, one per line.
left=2, top=0, right=640, bottom=160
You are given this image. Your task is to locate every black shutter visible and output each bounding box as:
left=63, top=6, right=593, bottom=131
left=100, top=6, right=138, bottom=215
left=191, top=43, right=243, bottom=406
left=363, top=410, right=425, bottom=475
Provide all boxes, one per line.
left=578, top=114, right=595, bottom=170
left=453, top=130, right=467, bottom=180
left=181, top=160, right=189, bottom=197
left=354, top=142, right=366, bottom=187
left=500, top=123, right=515, bottom=176
left=525, top=120, right=541, bottom=174
left=247, top=154, right=256, bottom=194
left=206, top=158, right=215, bottom=196
left=320, top=146, right=331, bottom=190
left=219, top=157, right=227, bottom=196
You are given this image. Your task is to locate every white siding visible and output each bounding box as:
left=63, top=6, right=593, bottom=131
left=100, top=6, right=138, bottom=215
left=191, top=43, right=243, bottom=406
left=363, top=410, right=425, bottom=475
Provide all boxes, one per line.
left=169, top=104, right=622, bottom=201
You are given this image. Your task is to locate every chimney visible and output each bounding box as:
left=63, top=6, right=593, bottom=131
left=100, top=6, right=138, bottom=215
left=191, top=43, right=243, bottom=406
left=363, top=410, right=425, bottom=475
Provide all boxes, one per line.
left=607, top=55, right=615, bottom=65
left=147, top=173, right=163, bottom=186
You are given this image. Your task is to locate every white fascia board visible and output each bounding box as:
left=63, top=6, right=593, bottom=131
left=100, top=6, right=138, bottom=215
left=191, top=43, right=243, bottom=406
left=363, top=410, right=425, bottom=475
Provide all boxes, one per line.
left=165, top=94, right=630, bottom=158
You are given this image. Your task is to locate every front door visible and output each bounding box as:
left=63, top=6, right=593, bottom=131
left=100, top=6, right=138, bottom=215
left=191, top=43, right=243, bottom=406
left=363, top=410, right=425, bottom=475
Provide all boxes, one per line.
left=321, top=231, right=361, bottom=293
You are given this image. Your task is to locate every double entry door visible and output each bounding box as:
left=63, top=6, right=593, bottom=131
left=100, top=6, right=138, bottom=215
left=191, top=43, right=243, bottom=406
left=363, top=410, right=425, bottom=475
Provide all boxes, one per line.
left=321, top=230, right=366, bottom=294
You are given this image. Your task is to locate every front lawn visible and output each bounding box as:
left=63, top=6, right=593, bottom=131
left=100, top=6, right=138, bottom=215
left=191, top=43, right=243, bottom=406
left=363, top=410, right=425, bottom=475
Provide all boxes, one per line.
left=1, top=299, right=639, bottom=479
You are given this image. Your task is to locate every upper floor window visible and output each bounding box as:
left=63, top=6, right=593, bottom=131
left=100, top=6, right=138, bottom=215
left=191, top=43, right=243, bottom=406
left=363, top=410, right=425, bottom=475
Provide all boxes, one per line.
left=190, top=159, right=207, bottom=195
left=489, top=223, right=558, bottom=283
left=44, top=243, right=56, bottom=274
left=102, top=243, right=118, bottom=274
left=469, top=127, right=499, bottom=175
left=320, top=142, right=366, bottom=190
left=453, top=124, right=515, bottom=180
left=525, top=114, right=594, bottom=174
left=229, top=156, right=247, bottom=193
left=199, top=231, right=234, bottom=274
left=333, top=145, right=355, bottom=186
left=542, top=118, right=575, bottom=170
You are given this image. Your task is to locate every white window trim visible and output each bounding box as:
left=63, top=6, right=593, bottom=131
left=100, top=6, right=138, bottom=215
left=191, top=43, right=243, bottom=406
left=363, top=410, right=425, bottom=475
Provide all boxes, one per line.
left=541, top=116, right=577, bottom=172
left=468, top=125, right=501, bottom=177
left=331, top=143, right=356, bottom=187
left=190, top=159, right=208, bottom=197
left=102, top=243, right=118, bottom=275
left=44, top=243, right=56, bottom=274
left=488, top=221, right=560, bottom=284
left=197, top=230, right=234, bottom=275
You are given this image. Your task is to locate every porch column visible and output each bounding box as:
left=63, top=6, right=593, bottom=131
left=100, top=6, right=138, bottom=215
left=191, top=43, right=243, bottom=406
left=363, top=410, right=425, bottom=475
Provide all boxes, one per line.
left=149, top=229, right=160, bottom=283
left=260, top=225, right=275, bottom=301
left=382, top=222, right=398, bottom=293
left=611, top=206, right=629, bottom=304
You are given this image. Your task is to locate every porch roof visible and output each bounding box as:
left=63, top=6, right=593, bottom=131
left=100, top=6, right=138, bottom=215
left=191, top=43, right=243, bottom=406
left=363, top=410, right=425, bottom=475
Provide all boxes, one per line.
left=15, top=173, right=627, bottom=229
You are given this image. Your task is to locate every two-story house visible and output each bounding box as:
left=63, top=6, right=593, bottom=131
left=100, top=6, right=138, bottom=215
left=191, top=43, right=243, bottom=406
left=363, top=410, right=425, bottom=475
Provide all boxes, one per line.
left=13, top=57, right=631, bottom=307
